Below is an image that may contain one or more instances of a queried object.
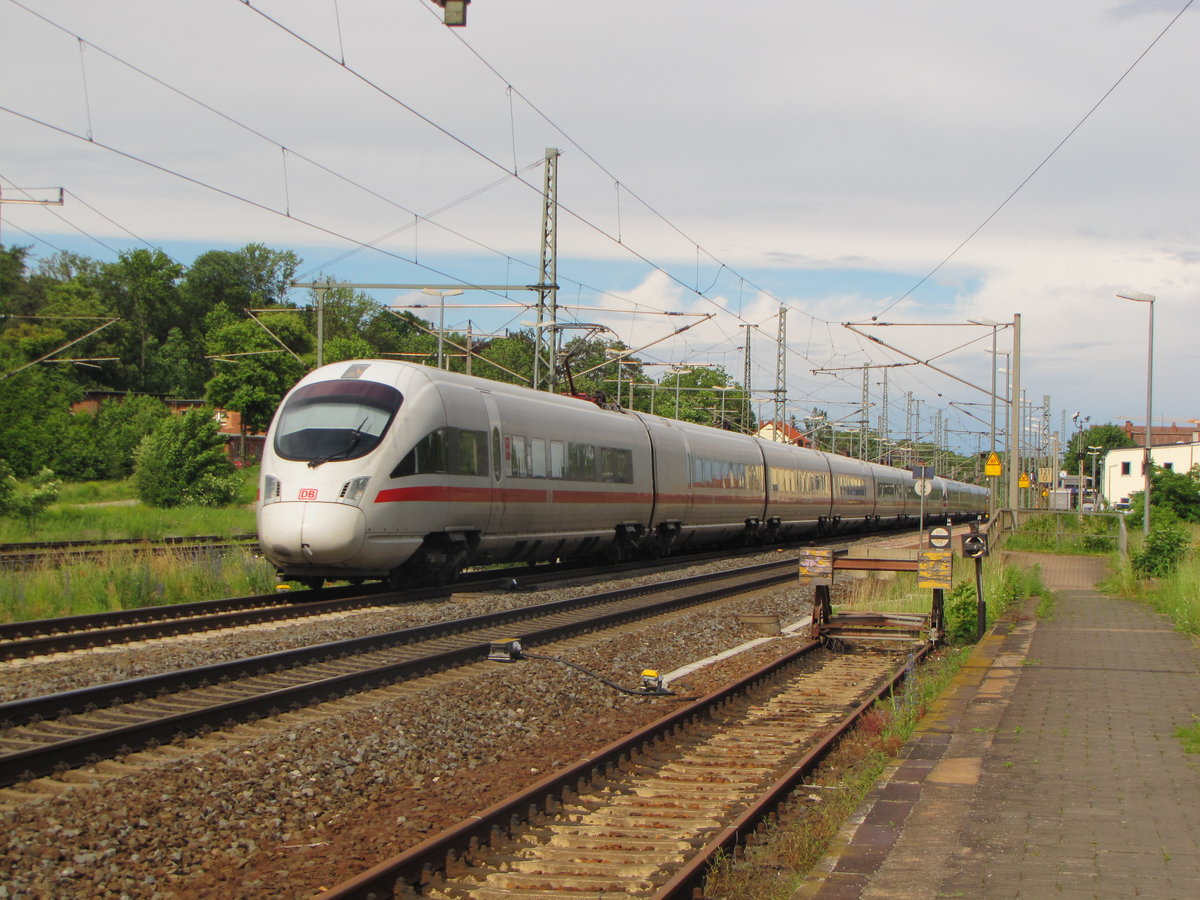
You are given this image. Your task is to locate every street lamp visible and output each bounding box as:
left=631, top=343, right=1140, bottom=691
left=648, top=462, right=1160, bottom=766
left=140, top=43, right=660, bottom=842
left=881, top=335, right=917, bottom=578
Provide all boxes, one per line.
left=1117, top=290, right=1155, bottom=535
left=422, top=288, right=463, bottom=370
left=1087, top=445, right=1102, bottom=511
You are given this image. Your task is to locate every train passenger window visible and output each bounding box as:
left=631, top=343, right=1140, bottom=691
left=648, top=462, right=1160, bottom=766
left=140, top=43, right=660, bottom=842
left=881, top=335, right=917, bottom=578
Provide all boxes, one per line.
left=509, top=435, right=527, bottom=477
left=492, top=428, right=501, bottom=480
left=599, top=447, right=633, bottom=484
left=550, top=441, right=564, bottom=478
left=531, top=438, right=547, bottom=478
left=567, top=442, right=596, bottom=481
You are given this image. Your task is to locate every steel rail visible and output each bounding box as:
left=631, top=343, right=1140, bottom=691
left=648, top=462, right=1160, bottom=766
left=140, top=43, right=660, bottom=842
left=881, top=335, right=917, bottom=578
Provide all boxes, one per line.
left=0, top=531, right=857, bottom=660
left=317, top=640, right=930, bottom=899
left=0, top=560, right=798, bottom=787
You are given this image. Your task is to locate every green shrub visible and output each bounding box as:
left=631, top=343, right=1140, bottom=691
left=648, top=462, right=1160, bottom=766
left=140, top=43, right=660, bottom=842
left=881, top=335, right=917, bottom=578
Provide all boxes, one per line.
left=132, top=409, right=240, bottom=507
left=0, top=460, right=61, bottom=530
left=1132, top=522, right=1190, bottom=578
left=944, top=580, right=979, bottom=644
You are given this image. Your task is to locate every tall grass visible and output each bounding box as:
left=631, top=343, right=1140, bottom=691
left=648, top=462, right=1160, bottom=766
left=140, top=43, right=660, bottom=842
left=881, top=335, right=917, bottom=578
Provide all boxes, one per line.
left=0, top=548, right=278, bottom=622
left=1003, top=512, right=1120, bottom=555
left=1104, top=522, right=1200, bottom=635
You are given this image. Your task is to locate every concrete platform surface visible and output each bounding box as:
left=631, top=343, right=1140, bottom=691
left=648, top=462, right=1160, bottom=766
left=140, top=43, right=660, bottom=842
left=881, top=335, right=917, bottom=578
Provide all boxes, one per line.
left=794, top=551, right=1200, bottom=899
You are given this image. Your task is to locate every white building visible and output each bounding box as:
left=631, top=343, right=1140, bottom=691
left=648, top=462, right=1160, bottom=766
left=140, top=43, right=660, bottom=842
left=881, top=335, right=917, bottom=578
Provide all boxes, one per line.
left=1102, top=442, right=1200, bottom=508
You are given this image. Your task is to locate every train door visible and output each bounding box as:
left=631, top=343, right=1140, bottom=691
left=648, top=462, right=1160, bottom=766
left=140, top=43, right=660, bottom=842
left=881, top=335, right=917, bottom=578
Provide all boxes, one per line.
left=480, top=391, right=502, bottom=535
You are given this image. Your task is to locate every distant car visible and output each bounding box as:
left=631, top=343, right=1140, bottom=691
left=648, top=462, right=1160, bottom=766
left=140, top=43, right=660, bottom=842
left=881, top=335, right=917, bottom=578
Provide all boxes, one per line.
left=1082, top=502, right=1095, bottom=511
left=1114, top=499, right=1132, bottom=511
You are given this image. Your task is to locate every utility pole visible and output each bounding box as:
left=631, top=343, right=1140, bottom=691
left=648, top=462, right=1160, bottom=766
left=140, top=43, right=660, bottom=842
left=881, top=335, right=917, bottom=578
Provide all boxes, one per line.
left=877, top=368, right=890, bottom=463
left=1008, top=313, right=1022, bottom=511
left=905, top=392, right=914, bottom=467
left=859, top=365, right=869, bottom=459
left=774, top=306, right=787, bottom=436
left=934, top=409, right=943, bottom=473
left=741, top=323, right=753, bottom=433
left=533, top=148, right=559, bottom=392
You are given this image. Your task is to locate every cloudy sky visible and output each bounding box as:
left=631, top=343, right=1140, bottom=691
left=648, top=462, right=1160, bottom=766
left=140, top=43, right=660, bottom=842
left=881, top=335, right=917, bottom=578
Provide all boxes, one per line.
left=2, top=0, right=1197, bottom=454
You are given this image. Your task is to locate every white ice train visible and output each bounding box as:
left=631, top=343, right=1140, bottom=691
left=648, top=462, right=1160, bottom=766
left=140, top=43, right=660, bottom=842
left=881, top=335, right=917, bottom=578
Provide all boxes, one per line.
left=257, top=360, right=988, bottom=588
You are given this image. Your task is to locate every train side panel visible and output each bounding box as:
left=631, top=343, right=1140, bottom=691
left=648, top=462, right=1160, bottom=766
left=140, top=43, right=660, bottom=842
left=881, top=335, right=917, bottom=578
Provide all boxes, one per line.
left=755, top=438, right=834, bottom=536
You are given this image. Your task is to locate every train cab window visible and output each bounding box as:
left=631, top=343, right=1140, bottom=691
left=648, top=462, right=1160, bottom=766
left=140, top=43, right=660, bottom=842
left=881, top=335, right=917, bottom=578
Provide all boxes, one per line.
left=449, top=428, right=488, bottom=476
left=274, top=379, right=402, bottom=464
left=391, top=428, right=446, bottom=477
left=550, top=441, right=565, bottom=479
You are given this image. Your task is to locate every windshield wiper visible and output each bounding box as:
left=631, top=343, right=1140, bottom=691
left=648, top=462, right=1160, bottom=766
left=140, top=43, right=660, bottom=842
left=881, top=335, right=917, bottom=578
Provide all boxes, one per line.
left=307, top=418, right=369, bottom=468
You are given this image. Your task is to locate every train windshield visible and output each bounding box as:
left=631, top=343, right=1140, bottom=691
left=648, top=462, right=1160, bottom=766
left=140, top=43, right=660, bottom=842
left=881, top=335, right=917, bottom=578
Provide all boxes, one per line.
left=273, top=380, right=403, bottom=466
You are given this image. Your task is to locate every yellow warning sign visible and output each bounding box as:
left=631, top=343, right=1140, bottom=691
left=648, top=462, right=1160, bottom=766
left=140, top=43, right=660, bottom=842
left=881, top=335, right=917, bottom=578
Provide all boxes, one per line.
left=917, top=550, right=953, bottom=590
left=1019, top=472, right=1030, bottom=488
left=984, top=452, right=1002, bottom=477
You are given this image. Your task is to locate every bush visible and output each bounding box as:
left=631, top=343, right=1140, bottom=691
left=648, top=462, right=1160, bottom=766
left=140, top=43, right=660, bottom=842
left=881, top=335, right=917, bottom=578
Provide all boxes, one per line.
left=132, top=409, right=241, bottom=507
left=0, top=460, right=61, bottom=529
left=1132, top=523, right=1190, bottom=579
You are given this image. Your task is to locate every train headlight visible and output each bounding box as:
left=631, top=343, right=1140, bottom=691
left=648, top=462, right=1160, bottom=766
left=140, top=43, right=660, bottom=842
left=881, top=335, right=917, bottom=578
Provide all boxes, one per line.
left=339, top=476, right=371, bottom=506
left=262, top=475, right=281, bottom=505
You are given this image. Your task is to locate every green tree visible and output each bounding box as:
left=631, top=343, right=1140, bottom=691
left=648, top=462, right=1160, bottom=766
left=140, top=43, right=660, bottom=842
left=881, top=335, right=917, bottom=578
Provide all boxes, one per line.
left=1128, top=464, right=1200, bottom=524
left=204, top=313, right=310, bottom=434
left=96, top=249, right=186, bottom=389
left=132, top=409, right=240, bottom=507
left=183, top=244, right=300, bottom=322
left=1063, top=423, right=1135, bottom=472
left=0, top=460, right=61, bottom=530
left=0, top=366, right=81, bottom=476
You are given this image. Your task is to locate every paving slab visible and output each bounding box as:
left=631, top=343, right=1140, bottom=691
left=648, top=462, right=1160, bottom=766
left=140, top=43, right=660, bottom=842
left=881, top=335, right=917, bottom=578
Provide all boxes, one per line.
left=793, top=552, right=1200, bottom=899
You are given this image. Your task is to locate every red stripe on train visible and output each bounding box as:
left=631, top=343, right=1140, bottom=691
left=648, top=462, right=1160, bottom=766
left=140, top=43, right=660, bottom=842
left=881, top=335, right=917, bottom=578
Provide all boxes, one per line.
left=373, top=486, right=653, bottom=504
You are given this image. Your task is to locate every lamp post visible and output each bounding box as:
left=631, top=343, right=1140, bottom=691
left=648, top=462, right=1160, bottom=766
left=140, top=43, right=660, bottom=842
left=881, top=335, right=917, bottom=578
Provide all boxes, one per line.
left=1087, top=445, right=1102, bottom=511
left=1117, top=291, right=1155, bottom=535
left=422, top=288, right=463, bottom=369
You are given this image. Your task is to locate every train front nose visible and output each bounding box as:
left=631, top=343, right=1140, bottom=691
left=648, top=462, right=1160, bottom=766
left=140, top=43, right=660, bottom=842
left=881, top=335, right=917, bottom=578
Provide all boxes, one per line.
left=259, top=502, right=366, bottom=565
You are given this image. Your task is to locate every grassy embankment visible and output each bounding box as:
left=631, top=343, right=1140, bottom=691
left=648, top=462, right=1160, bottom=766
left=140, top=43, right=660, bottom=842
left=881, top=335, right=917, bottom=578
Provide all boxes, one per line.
left=0, top=470, right=273, bottom=622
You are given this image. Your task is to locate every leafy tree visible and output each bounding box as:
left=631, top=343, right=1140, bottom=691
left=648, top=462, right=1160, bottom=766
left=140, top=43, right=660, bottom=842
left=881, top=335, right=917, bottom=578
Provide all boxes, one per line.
left=324, top=335, right=375, bottom=364
left=0, top=460, right=61, bottom=530
left=182, top=244, right=300, bottom=322
left=204, top=313, right=310, bottom=434
left=0, top=245, right=36, bottom=316
left=96, top=249, right=186, bottom=389
left=132, top=408, right=240, bottom=507
left=0, top=366, right=81, bottom=476
left=1128, top=464, right=1200, bottom=524
left=1063, top=423, right=1134, bottom=472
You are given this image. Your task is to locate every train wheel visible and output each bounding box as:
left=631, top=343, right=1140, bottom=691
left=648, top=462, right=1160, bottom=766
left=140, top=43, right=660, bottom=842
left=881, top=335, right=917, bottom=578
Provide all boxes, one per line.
left=302, top=577, right=325, bottom=590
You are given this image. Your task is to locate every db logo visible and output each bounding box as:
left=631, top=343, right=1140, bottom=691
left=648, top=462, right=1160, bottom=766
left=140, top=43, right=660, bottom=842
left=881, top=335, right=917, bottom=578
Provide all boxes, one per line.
left=298, top=488, right=318, bottom=500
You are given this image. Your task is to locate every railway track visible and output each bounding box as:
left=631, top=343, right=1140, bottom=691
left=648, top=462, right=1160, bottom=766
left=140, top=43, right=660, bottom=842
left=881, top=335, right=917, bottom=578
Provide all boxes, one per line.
left=0, top=557, right=802, bottom=789
left=0, top=535, right=853, bottom=661
left=0, top=533, right=259, bottom=571
left=322, top=639, right=927, bottom=899
left=0, top=555, right=745, bottom=662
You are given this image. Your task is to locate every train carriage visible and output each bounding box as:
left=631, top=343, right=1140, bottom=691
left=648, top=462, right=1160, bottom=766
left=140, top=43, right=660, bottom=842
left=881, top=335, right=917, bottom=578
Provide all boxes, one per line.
left=258, top=360, right=988, bottom=587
